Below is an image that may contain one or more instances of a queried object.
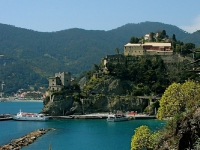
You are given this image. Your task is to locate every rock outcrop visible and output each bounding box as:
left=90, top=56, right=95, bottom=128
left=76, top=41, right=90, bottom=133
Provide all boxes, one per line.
left=155, top=108, right=200, bottom=150
left=41, top=75, right=151, bottom=116
left=86, top=76, right=132, bottom=95
left=41, top=91, right=75, bottom=116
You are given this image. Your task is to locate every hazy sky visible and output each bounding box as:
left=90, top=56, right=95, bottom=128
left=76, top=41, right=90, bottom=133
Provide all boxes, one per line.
left=0, top=0, right=200, bottom=33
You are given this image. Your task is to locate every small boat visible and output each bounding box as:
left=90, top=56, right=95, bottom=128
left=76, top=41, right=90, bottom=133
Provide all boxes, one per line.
left=12, top=109, right=49, bottom=121
left=107, top=114, right=128, bottom=122
left=0, top=114, right=13, bottom=121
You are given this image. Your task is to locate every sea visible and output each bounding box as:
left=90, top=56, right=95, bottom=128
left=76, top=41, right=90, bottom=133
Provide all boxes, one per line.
left=0, top=101, right=165, bottom=150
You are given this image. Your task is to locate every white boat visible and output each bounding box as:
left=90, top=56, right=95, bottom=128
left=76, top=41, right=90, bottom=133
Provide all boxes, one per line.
left=107, top=114, right=128, bottom=122
left=12, top=109, right=49, bottom=121
left=0, top=114, right=12, bottom=121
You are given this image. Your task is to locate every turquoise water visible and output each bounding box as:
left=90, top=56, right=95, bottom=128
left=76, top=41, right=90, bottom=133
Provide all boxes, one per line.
left=0, top=102, right=165, bottom=150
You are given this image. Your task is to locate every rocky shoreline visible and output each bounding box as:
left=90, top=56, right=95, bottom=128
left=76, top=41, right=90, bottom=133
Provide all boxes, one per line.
left=0, top=128, right=54, bottom=150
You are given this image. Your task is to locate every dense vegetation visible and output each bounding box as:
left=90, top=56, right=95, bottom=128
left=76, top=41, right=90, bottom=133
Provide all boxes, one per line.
left=0, top=57, right=48, bottom=93
left=112, top=55, right=199, bottom=94
left=131, top=80, right=200, bottom=150
left=106, top=56, right=168, bottom=95
left=0, top=22, right=200, bottom=95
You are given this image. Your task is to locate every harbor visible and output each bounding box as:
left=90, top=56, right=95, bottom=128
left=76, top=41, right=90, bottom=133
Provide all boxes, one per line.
left=0, top=101, right=164, bottom=150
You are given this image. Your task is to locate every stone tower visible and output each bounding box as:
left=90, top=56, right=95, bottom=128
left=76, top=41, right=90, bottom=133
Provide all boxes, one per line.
left=55, top=72, right=71, bottom=87
left=48, top=72, right=71, bottom=91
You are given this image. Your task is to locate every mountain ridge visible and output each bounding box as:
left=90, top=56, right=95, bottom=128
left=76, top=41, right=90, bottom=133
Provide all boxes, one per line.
left=0, top=21, right=199, bottom=94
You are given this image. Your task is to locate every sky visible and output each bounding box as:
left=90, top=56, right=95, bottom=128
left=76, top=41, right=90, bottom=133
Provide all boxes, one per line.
left=0, top=0, right=200, bottom=33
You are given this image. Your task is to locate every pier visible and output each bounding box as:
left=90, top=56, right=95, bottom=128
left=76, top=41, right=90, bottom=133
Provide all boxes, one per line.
left=0, top=128, right=54, bottom=150
left=50, top=113, right=156, bottom=120
left=0, top=113, right=156, bottom=121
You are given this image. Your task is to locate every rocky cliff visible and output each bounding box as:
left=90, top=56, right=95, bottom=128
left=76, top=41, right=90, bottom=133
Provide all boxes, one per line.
left=154, top=108, right=200, bottom=150
left=41, top=75, right=151, bottom=116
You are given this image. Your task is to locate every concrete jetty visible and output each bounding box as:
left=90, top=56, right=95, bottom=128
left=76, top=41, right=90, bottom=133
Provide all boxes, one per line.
left=50, top=113, right=156, bottom=120
left=72, top=113, right=108, bottom=119
left=0, top=128, right=54, bottom=150
left=127, top=114, right=156, bottom=120
left=51, top=113, right=108, bottom=119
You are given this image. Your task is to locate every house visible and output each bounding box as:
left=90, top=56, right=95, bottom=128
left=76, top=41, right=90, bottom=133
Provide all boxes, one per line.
left=48, top=72, right=71, bottom=91
left=124, top=42, right=173, bottom=56
left=124, top=43, right=144, bottom=56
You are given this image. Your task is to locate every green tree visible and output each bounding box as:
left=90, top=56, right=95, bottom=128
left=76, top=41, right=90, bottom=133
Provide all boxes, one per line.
left=172, top=34, right=177, bottom=42
left=161, top=30, right=167, bottom=37
left=149, top=131, right=162, bottom=149
left=156, top=30, right=167, bottom=41
left=157, top=80, right=200, bottom=120
left=182, top=42, right=196, bottom=55
left=131, top=125, right=152, bottom=150
left=130, top=36, right=140, bottom=43
left=184, top=43, right=195, bottom=50
left=148, top=32, right=155, bottom=42
left=157, top=82, right=181, bottom=120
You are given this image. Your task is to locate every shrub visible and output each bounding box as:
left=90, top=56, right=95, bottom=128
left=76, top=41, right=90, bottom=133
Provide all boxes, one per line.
left=131, top=125, right=151, bottom=150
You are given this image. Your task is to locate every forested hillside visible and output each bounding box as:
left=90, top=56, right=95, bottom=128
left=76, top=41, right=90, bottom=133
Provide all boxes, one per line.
left=0, top=21, right=199, bottom=94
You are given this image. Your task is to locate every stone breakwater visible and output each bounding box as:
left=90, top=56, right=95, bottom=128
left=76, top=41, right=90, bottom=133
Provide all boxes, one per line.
left=0, top=128, right=54, bottom=150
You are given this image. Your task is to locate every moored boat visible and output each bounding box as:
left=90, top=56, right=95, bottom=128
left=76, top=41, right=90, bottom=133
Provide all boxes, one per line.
left=12, top=109, right=49, bottom=121
left=0, top=114, right=13, bottom=121
left=107, top=114, right=128, bottom=122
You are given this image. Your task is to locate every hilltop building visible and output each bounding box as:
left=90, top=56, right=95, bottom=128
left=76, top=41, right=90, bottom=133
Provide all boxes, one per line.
left=124, top=42, right=173, bottom=56
left=48, top=72, right=71, bottom=91
left=102, top=42, right=174, bottom=71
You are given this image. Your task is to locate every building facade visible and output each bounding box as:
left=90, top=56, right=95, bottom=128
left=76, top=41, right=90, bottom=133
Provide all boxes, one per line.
left=124, top=42, right=173, bottom=56
left=124, top=43, right=145, bottom=56
left=49, top=72, right=71, bottom=91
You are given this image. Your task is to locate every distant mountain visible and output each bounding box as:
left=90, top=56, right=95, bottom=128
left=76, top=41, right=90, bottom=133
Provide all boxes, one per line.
left=0, top=21, right=199, bottom=94
left=181, top=30, right=200, bottom=46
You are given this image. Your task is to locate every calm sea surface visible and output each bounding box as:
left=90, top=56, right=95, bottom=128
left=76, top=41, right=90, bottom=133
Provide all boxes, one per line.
left=0, top=102, right=165, bottom=150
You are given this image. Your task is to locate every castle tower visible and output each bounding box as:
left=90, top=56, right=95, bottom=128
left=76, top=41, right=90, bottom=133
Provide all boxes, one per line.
left=48, top=72, right=71, bottom=91
left=55, top=72, right=71, bottom=87
left=48, top=77, right=62, bottom=91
